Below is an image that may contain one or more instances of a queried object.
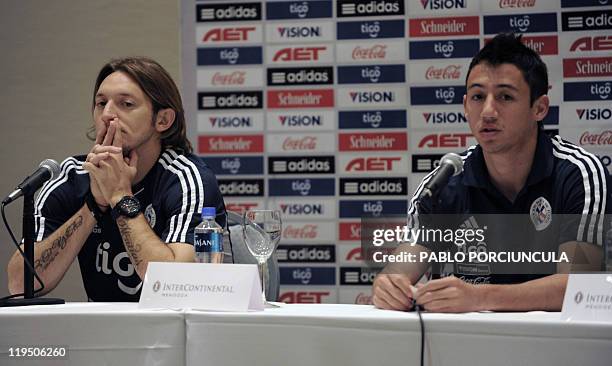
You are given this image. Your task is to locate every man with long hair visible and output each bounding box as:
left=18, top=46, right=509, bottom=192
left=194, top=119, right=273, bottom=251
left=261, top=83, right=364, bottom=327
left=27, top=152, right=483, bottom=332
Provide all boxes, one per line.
left=8, top=57, right=225, bottom=301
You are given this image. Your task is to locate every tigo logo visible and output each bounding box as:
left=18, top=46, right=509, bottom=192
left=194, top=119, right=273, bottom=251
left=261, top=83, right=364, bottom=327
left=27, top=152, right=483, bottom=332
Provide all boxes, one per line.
left=338, top=110, right=407, bottom=129
left=269, top=178, right=335, bottom=197
left=410, top=86, right=465, bottom=105
left=337, top=65, right=405, bottom=84
left=337, top=20, right=405, bottom=40
left=409, top=39, right=479, bottom=59
left=484, top=13, right=558, bottom=34
left=204, top=156, right=263, bottom=175
left=197, top=47, right=262, bottom=66
left=564, top=81, right=612, bottom=101
left=266, top=1, right=333, bottom=20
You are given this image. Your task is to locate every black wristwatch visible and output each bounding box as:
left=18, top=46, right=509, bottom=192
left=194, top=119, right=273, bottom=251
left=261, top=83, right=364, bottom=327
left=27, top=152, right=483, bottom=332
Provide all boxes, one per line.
left=84, top=191, right=106, bottom=223
left=111, top=196, right=141, bottom=221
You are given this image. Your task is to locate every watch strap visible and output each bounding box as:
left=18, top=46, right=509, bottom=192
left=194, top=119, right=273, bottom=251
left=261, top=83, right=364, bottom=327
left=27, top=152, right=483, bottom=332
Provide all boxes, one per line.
left=84, top=191, right=105, bottom=222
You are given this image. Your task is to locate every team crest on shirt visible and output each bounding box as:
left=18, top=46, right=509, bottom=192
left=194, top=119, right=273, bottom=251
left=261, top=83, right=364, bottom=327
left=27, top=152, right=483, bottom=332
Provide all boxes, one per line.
left=530, top=197, right=552, bottom=231
left=144, top=204, right=156, bottom=228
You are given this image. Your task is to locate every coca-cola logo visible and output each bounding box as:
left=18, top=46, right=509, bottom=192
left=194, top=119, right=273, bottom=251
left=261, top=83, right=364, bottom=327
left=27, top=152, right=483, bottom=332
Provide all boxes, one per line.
left=579, top=131, right=612, bottom=145
left=352, top=45, right=387, bottom=60
left=425, top=65, right=462, bottom=80
left=212, top=71, right=246, bottom=86
left=283, top=136, right=318, bottom=150
left=283, top=224, right=318, bottom=239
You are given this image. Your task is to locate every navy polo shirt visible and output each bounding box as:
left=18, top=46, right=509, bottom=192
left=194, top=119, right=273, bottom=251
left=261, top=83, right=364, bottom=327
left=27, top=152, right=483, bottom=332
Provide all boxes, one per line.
left=408, top=132, right=610, bottom=284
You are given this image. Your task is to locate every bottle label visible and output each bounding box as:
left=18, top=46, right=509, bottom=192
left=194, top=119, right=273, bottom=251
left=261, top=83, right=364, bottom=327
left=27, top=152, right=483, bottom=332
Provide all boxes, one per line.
left=194, top=232, right=223, bottom=253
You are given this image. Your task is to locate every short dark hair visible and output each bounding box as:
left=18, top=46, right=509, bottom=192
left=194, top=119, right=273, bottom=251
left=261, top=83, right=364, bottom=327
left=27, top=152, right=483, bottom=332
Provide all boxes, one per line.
left=465, top=33, right=548, bottom=107
left=89, top=56, right=192, bottom=153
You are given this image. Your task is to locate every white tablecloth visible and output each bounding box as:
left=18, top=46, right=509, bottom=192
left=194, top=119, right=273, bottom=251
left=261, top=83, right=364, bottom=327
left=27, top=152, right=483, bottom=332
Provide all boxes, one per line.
left=2, top=303, right=611, bottom=366
left=185, top=304, right=612, bottom=366
left=0, top=303, right=184, bottom=366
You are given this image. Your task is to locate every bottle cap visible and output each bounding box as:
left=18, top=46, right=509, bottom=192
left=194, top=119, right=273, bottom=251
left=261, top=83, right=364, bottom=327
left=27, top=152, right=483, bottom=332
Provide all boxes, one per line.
left=201, top=207, right=216, bottom=218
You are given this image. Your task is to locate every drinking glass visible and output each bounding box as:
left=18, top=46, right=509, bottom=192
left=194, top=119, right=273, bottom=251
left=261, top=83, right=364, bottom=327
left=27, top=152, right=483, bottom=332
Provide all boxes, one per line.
left=242, top=210, right=281, bottom=304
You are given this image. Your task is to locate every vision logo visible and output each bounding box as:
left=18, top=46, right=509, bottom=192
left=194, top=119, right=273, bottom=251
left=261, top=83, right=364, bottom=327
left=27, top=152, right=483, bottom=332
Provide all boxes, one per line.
left=209, top=116, right=251, bottom=128
left=576, top=108, right=611, bottom=121
left=350, top=91, right=394, bottom=103
left=420, top=0, right=467, bottom=9
left=279, top=115, right=322, bottom=127
left=423, top=112, right=467, bottom=124
left=278, top=25, right=321, bottom=38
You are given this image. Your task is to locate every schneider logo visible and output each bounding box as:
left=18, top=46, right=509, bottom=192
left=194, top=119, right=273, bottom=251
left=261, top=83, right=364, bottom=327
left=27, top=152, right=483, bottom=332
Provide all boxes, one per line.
left=338, top=0, right=404, bottom=17
left=269, top=156, right=334, bottom=174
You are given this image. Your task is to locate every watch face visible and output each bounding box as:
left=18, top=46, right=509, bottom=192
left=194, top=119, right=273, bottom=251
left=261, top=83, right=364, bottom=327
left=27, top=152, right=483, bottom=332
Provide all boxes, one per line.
left=119, top=196, right=141, bottom=217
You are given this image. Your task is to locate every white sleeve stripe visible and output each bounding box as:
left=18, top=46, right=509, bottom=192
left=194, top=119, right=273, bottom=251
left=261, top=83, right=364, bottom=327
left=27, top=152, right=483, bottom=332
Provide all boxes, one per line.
left=159, top=151, right=204, bottom=243
left=35, top=158, right=83, bottom=213
left=552, top=137, right=607, bottom=245
left=408, top=147, right=476, bottom=215
left=168, top=150, right=205, bottom=242
left=159, top=152, right=189, bottom=243
left=34, top=159, right=83, bottom=241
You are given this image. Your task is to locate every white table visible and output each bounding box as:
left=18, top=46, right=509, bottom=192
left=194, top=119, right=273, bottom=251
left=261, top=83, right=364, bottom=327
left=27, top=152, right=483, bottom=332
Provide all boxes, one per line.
left=185, top=304, right=612, bottom=366
left=2, top=303, right=611, bottom=366
left=0, top=303, right=185, bottom=366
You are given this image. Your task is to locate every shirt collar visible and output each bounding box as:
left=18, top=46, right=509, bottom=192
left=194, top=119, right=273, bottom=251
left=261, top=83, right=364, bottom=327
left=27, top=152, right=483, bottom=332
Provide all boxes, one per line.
left=463, top=130, right=554, bottom=189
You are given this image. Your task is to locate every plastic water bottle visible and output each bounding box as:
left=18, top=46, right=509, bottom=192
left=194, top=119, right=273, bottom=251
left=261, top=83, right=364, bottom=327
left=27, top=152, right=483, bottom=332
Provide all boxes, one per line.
left=194, top=207, right=224, bottom=263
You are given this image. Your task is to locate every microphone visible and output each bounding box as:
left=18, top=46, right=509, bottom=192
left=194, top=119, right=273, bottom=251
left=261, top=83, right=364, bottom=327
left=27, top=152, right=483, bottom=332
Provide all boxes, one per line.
left=418, top=153, right=463, bottom=201
left=3, top=159, right=61, bottom=205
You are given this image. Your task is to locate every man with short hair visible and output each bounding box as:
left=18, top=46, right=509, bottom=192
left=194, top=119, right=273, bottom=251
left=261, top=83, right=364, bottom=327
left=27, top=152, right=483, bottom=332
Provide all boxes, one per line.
left=7, top=57, right=225, bottom=301
left=372, top=33, right=610, bottom=312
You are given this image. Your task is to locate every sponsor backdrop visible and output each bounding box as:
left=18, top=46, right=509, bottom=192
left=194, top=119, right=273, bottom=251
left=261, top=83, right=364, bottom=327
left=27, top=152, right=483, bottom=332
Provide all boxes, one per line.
left=182, top=0, right=612, bottom=304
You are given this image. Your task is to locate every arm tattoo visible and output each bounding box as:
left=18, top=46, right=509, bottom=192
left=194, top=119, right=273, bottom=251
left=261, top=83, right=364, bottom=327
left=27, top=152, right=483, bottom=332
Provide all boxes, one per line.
left=34, top=215, right=84, bottom=272
left=116, top=218, right=143, bottom=267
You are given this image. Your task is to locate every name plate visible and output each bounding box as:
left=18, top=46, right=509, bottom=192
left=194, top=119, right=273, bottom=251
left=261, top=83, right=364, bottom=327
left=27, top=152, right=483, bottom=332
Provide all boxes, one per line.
left=139, top=262, right=263, bottom=312
left=561, top=273, right=612, bottom=322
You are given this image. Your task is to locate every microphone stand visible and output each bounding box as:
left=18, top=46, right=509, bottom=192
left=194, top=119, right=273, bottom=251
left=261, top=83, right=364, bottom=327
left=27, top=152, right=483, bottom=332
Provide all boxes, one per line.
left=1, top=192, right=64, bottom=306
